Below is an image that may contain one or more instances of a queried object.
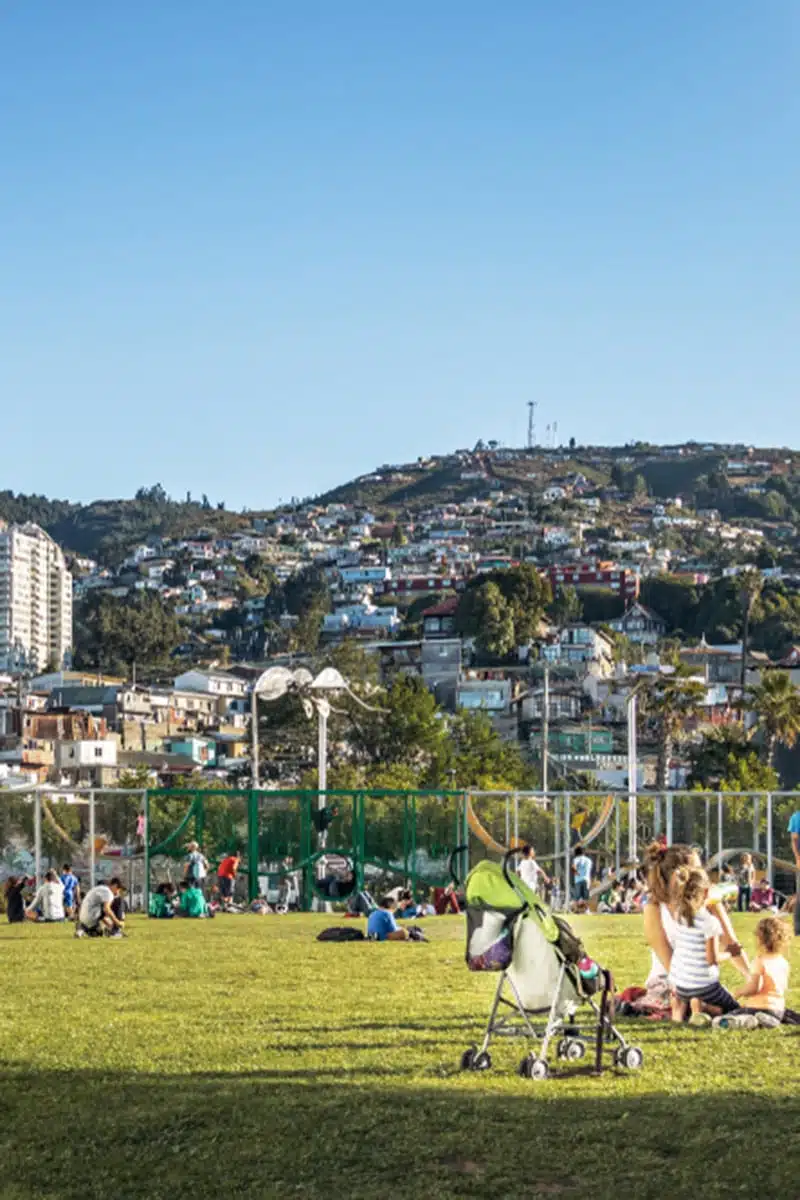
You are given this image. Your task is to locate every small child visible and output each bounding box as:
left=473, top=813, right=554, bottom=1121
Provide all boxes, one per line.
left=734, top=916, right=791, bottom=1019
left=668, top=865, right=738, bottom=1025
left=737, top=853, right=755, bottom=913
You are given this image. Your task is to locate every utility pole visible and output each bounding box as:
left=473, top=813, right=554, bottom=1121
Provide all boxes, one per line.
left=627, top=689, right=638, bottom=862
left=542, top=664, right=550, bottom=794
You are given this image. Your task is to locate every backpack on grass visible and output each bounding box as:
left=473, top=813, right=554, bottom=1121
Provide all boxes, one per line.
left=316, top=926, right=365, bottom=942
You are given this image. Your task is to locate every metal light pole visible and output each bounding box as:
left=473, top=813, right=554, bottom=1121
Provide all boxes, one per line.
left=250, top=687, right=260, bottom=789
left=627, top=690, right=638, bottom=863
left=542, top=665, right=550, bottom=795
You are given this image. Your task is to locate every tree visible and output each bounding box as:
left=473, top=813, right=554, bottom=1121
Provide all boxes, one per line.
left=352, top=675, right=446, bottom=770
left=472, top=582, right=515, bottom=657
left=633, top=474, right=648, bottom=498
left=746, top=671, right=800, bottom=768
left=569, top=436, right=576, bottom=451
left=73, top=591, right=184, bottom=675
left=688, top=726, right=751, bottom=789
left=644, top=669, right=706, bottom=791
left=548, top=585, right=582, bottom=626
left=455, top=564, right=550, bottom=652
left=436, top=710, right=535, bottom=791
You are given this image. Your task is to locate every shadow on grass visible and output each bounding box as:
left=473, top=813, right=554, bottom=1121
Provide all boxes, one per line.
left=1, top=1066, right=798, bottom=1200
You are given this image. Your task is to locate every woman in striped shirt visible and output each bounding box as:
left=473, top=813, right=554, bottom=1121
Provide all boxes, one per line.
left=668, top=866, right=738, bottom=1025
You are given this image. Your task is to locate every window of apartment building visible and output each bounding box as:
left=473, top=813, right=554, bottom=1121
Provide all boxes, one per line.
left=95, top=747, right=103, bottom=758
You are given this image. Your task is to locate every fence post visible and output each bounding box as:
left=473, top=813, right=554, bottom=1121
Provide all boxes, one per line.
left=704, top=796, right=710, bottom=865
left=247, top=789, right=259, bottom=902
left=410, top=794, right=418, bottom=897
left=34, top=790, right=42, bottom=887
left=666, top=793, right=673, bottom=846
left=513, top=792, right=519, bottom=847
left=504, top=794, right=510, bottom=849
left=654, top=795, right=661, bottom=838
left=766, top=793, right=773, bottom=885
left=564, top=794, right=571, bottom=907
left=717, top=792, right=723, bottom=875
left=553, top=795, right=561, bottom=906
left=88, top=790, right=96, bottom=890
left=753, top=794, right=760, bottom=856
left=615, top=795, right=620, bottom=875
left=142, top=789, right=151, bottom=913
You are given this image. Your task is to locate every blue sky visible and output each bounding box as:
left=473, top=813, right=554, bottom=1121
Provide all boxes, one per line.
left=1, top=2, right=797, bottom=509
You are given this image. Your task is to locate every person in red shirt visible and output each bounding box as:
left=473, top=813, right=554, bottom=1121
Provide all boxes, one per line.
left=217, top=851, right=241, bottom=906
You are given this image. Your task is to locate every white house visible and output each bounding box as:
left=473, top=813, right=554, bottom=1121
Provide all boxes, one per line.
left=542, top=486, right=568, bottom=503
left=173, top=669, right=248, bottom=700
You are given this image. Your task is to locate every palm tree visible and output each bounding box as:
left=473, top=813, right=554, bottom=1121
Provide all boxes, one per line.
left=646, top=668, right=706, bottom=791
left=746, top=670, right=800, bottom=768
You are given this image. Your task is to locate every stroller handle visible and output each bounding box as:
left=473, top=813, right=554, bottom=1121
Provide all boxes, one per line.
left=448, top=844, right=469, bottom=887
left=502, top=846, right=522, bottom=889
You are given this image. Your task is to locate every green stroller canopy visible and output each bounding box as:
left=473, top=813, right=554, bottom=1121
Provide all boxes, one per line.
left=465, top=860, right=560, bottom=943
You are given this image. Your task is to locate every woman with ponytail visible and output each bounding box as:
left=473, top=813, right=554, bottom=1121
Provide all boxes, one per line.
left=643, top=841, right=750, bottom=993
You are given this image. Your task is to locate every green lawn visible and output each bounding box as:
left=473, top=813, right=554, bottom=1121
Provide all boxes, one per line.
left=1, top=913, right=798, bottom=1200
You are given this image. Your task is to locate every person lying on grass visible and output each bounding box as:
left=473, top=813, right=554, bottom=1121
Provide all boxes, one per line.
left=75, top=877, right=126, bottom=938
left=366, top=895, right=412, bottom=941
left=668, top=865, right=738, bottom=1026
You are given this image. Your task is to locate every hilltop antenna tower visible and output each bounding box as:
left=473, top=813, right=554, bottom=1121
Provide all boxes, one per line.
left=527, top=400, right=537, bottom=449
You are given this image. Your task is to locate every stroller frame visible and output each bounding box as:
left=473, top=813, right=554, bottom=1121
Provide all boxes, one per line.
left=457, top=849, right=644, bottom=1080
left=466, top=957, right=642, bottom=1079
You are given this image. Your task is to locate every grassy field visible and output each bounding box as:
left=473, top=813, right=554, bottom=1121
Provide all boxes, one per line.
left=1, top=913, right=798, bottom=1200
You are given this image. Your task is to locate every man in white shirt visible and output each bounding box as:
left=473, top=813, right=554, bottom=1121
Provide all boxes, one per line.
left=26, top=870, right=65, bottom=922
left=76, top=877, right=125, bottom=938
left=518, top=845, right=550, bottom=895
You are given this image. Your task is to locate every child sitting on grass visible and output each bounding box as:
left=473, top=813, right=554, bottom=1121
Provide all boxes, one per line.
left=178, top=879, right=212, bottom=918
left=668, top=865, right=738, bottom=1026
left=733, top=916, right=791, bottom=1020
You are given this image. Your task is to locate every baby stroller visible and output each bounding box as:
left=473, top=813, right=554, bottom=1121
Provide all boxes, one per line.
left=454, top=848, right=644, bottom=1080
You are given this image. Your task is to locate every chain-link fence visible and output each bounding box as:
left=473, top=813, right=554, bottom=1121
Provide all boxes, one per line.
left=2, top=786, right=798, bottom=913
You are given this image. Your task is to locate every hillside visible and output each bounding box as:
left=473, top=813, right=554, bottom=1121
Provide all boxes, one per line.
left=3, top=441, right=798, bottom=563
left=0, top=487, right=251, bottom=566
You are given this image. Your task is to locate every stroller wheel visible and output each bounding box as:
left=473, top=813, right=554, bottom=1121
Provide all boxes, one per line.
left=561, top=1032, right=585, bottom=1060
left=615, top=1045, right=644, bottom=1071
left=461, top=1048, right=491, bottom=1072
left=520, top=1055, right=549, bottom=1081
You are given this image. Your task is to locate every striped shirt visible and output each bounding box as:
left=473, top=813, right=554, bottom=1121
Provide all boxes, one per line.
left=669, top=908, right=722, bottom=993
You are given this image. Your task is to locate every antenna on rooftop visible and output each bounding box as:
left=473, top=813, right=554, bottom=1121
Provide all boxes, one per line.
left=553, top=420, right=558, bottom=448
left=527, top=400, right=537, bottom=449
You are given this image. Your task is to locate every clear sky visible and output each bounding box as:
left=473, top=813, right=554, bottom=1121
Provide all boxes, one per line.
left=1, top=2, right=797, bottom=509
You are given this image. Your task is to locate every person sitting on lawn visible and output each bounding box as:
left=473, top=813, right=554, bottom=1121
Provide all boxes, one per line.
left=366, top=895, right=410, bottom=941
left=76, top=877, right=126, bottom=938
left=25, top=869, right=65, bottom=922
left=216, top=851, right=240, bottom=907
left=669, top=865, right=738, bottom=1025
left=751, top=878, right=777, bottom=912
left=178, top=879, right=211, bottom=918
left=4, top=876, right=28, bottom=924
left=148, top=881, right=176, bottom=918
left=396, top=889, right=419, bottom=918
left=733, top=916, right=791, bottom=1020
left=60, top=864, right=80, bottom=919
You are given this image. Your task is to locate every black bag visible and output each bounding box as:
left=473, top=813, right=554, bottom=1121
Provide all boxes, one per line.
left=316, top=926, right=365, bottom=942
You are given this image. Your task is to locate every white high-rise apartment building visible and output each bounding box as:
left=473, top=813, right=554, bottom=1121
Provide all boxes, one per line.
left=0, top=522, right=73, bottom=672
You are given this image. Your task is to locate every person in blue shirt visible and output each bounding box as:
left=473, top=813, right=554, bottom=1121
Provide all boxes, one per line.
left=572, top=846, right=593, bottom=903
left=366, top=896, right=410, bottom=941
left=60, top=864, right=80, bottom=920
left=788, top=810, right=800, bottom=936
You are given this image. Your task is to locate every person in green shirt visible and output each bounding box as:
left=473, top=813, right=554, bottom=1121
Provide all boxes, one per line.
left=178, top=880, right=210, bottom=918
left=148, top=882, right=176, bottom=918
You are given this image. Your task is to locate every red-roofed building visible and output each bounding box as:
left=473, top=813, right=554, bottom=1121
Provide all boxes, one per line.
left=422, top=597, right=459, bottom=640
